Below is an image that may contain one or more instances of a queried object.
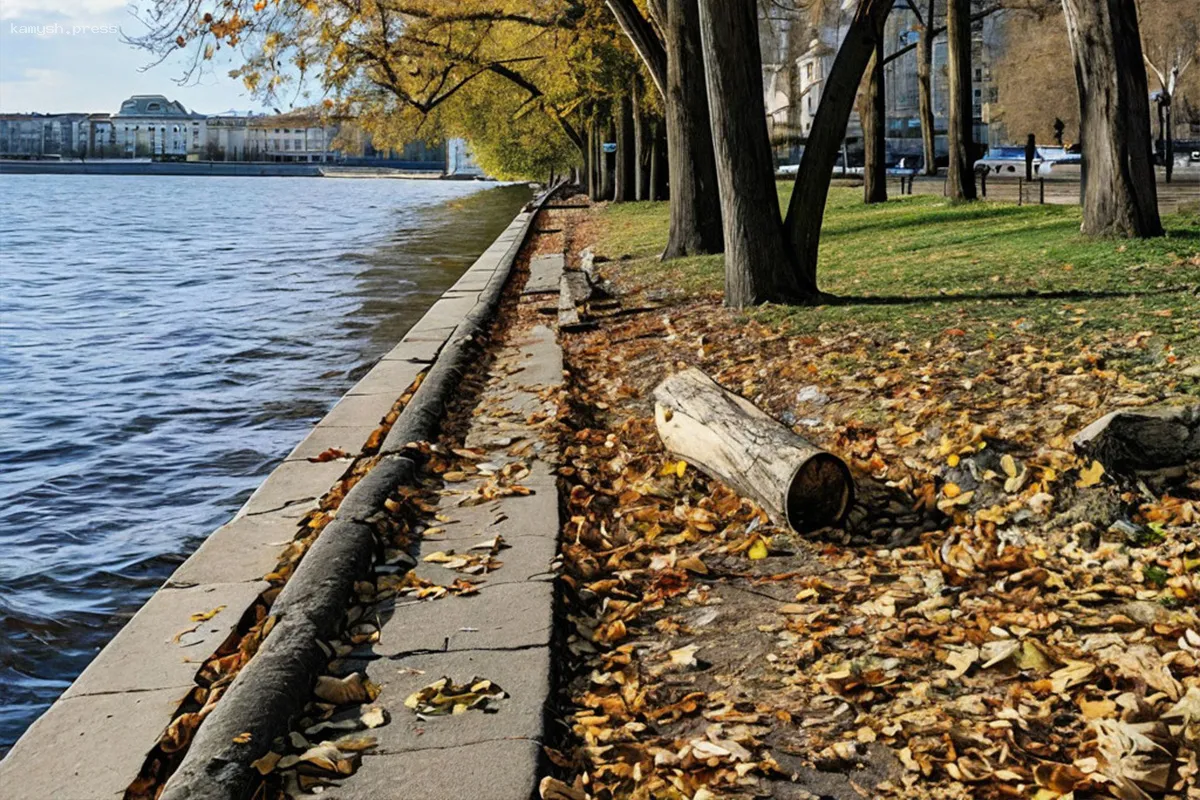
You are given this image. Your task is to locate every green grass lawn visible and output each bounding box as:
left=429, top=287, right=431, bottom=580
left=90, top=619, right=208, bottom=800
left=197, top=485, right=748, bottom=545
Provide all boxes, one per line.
left=596, top=185, right=1200, bottom=381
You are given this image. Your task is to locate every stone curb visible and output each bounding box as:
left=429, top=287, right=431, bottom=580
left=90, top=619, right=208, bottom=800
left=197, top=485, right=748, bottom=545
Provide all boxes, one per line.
left=158, top=181, right=565, bottom=800
left=0, top=183, right=561, bottom=800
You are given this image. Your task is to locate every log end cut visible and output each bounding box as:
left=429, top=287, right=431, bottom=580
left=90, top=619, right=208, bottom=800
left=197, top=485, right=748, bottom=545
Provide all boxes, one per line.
left=653, top=368, right=855, bottom=534
left=787, top=453, right=855, bottom=532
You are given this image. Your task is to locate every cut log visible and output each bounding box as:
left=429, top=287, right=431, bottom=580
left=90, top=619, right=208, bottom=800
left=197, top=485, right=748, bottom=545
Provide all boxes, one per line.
left=1073, top=404, right=1200, bottom=474
left=654, top=368, right=854, bottom=532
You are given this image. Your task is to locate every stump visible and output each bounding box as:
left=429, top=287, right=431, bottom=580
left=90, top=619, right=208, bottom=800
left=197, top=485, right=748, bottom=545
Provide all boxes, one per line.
left=1073, top=404, right=1200, bottom=474
left=654, top=368, right=854, bottom=532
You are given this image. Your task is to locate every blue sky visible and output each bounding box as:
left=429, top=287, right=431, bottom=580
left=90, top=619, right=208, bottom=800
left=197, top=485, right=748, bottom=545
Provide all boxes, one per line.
left=0, top=0, right=253, bottom=114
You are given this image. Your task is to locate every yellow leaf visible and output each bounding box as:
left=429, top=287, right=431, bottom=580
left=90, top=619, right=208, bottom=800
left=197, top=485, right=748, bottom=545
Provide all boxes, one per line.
left=947, top=454, right=960, bottom=467
left=190, top=605, right=226, bottom=622
left=1000, top=454, right=1018, bottom=478
left=748, top=539, right=769, bottom=560
left=943, top=482, right=962, bottom=499
left=232, top=731, right=252, bottom=744
left=669, top=644, right=699, bottom=667
left=314, top=673, right=372, bottom=705
left=1077, top=460, right=1105, bottom=488
left=1079, top=698, right=1116, bottom=720
left=676, top=460, right=687, bottom=478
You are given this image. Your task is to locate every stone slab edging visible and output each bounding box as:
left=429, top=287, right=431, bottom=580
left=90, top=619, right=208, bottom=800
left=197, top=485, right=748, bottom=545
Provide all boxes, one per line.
left=0, top=182, right=560, bottom=800
left=157, top=181, right=565, bottom=800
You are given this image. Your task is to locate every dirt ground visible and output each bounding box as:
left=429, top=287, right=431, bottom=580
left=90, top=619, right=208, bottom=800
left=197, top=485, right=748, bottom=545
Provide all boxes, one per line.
left=542, top=198, right=1200, bottom=800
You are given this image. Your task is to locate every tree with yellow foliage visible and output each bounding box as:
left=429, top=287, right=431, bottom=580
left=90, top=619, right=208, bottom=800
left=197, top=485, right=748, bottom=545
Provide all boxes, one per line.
left=131, top=0, right=639, bottom=183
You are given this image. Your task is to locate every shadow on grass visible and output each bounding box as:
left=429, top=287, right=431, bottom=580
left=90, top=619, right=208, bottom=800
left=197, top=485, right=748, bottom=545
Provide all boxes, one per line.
left=1161, top=226, right=1200, bottom=244
left=821, top=203, right=1052, bottom=239
left=821, top=283, right=1197, bottom=307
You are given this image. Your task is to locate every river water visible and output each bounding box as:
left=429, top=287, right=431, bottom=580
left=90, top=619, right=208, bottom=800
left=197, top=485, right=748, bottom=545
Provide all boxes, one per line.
left=0, top=174, right=531, bottom=750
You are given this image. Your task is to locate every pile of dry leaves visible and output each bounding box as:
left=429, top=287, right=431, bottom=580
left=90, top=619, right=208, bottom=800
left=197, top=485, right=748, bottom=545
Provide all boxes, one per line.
left=547, top=213, right=1200, bottom=800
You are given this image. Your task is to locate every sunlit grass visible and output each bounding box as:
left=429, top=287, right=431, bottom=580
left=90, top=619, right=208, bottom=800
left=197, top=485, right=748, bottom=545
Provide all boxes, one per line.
left=595, top=186, right=1200, bottom=379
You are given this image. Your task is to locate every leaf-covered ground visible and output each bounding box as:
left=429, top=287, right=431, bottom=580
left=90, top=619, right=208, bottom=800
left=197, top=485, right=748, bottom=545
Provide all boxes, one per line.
left=547, top=190, right=1200, bottom=800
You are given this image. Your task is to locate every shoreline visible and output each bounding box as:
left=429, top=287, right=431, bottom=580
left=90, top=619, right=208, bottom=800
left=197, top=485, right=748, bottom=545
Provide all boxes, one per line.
left=0, top=187, right=554, bottom=798
left=0, top=160, right=488, bottom=180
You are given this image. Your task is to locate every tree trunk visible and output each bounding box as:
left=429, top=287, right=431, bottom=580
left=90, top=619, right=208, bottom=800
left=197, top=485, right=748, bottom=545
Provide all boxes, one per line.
left=917, top=1, right=937, bottom=176
left=1061, top=0, right=1162, bottom=237
left=697, top=0, right=808, bottom=306
left=648, top=118, right=661, bottom=201
left=654, top=368, right=854, bottom=533
left=783, top=0, right=895, bottom=290
left=602, top=119, right=615, bottom=200
left=633, top=80, right=647, bottom=200
left=606, top=0, right=667, bottom=97
left=661, top=0, right=725, bottom=258
left=656, top=120, right=670, bottom=200
left=615, top=92, right=636, bottom=202
left=946, top=0, right=976, bottom=201
left=862, top=37, right=888, bottom=204
left=1164, top=93, right=1174, bottom=184
left=587, top=118, right=600, bottom=201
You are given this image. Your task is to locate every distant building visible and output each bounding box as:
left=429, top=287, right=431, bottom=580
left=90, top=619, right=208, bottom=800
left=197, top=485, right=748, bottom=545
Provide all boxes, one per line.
left=2, top=94, right=482, bottom=174
left=759, top=9, right=865, bottom=165
left=884, top=8, right=1002, bottom=154
left=0, top=113, right=88, bottom=158
left=755, top=6, right=1001, bottom=166
left=111, top=94, right=205, bottom=157
left=245, top=112, right=338, bottom=163
left=446, top=138, right=484, bottom=177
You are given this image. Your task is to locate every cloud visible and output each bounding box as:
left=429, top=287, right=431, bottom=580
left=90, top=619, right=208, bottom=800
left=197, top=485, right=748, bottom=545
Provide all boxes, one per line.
left=0, top=1, right=250, bottom=113
left=2, top=66, right=69, bottom=86
left=0, top=0, right=130, bottom=22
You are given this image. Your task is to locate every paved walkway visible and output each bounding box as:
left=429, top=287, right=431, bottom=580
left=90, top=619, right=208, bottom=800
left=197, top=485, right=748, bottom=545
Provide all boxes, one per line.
left=321, top=309, right=564, bottom=798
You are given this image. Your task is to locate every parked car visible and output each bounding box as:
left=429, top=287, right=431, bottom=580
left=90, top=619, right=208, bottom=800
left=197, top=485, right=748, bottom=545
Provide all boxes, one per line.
left=974, top=145, right=1035, bottom=175
left=975, top=145, right=1080, bottom=176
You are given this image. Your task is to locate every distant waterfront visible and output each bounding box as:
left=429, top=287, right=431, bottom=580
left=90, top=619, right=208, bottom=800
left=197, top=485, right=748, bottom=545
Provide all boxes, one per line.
left=0, top=174, right=532, bottom=751
left=0, top=159, right=462, bottom=179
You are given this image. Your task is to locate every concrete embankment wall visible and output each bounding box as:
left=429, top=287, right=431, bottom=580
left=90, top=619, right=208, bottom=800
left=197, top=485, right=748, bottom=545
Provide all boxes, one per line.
left=0, top=193, right=546, bottom=799
left=0, top=160, right=447, bottom=179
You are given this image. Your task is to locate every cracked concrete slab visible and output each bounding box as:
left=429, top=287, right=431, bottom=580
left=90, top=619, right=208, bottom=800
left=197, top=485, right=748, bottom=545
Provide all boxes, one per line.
left=284, top=424, right=378, bottom=462
left=346, top=359, right=425, bottom=397
left=380, top=337, right=444, bottom=363
left=358, top=647, right=550, bottom=753
left=63, top=581, right=267, bottom=699
left=317, top=392, right=401, bottom=429
left=522, top=254, right=564, bottom=295
left=429, top=462, right=558, bottom=546
left=235, top=458, right=349, bottom=518
left=0, top=687, right=190, bottom=800
left=413, top=527, right=557, bottom=587
left=364, top=580, right=554, bottom=657
left=166, top=513, right=298, bottom=587
left=446, top=272, right=494, bottom=293
left=321, top=739, right=543, bottom=800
